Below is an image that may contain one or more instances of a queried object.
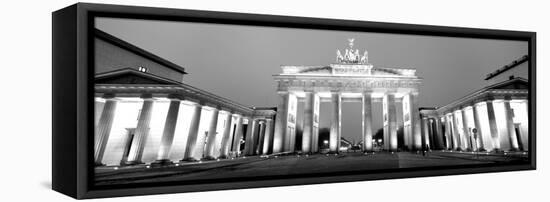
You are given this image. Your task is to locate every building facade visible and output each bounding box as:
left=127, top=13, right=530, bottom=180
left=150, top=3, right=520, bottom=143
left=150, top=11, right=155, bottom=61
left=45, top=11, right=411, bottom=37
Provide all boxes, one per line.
left=420, top=56, right=529, bottom=152
left=94, top=29, right=276, bottom=166
left=272, top=39, right=423, bottom=154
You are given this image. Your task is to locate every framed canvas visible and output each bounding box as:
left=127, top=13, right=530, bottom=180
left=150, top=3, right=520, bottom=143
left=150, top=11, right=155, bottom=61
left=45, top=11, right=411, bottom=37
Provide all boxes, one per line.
left=52, top=3, right=536, bottom=199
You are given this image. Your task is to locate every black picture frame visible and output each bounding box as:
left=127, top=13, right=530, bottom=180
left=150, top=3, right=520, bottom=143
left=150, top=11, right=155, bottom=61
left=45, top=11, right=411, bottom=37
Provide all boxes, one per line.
left=52, top=3, right=536, bottom=199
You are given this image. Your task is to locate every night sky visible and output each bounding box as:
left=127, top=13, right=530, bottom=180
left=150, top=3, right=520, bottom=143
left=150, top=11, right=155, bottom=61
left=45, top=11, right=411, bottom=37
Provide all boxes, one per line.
left=96, top=17, right=527, bottom=142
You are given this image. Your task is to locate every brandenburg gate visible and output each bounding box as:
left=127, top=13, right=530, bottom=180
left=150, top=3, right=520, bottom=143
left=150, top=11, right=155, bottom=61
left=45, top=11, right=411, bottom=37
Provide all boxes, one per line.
left=273, top=39, right=423, bottom=154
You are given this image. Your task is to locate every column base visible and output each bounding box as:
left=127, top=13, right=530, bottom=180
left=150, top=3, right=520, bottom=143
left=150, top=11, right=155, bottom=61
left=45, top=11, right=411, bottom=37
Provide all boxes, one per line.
left=491, top=148, right=503, bottom=153
left=202, top=156, right=218, bottom=161
left=150, top=159, right=174, bottom=167
left=180, top=157, right=199, bottom=162
left=94, top=162, right=106, bottom=167
left=508, top=148, right=520, bottom=152
left=121, top=160, right=144, bottom=166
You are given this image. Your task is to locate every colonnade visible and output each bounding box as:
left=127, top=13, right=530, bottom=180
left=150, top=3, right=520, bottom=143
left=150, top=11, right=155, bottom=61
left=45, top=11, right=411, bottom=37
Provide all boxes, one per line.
left=273, top=90, right=423, bottom=154
left=421, top=97, right=529, bottom=152
left=94, top=93, right=275, bottom=166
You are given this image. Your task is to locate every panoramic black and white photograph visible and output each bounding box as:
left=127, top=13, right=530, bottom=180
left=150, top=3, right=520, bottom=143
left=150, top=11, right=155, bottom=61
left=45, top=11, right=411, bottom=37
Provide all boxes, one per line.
left=93, top=17, right=530, bottom=187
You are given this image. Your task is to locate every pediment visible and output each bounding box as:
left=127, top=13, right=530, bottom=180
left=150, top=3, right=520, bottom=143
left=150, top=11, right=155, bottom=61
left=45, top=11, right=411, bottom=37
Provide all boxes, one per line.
left=488, top=77, right=529, bottom=90
left=95, top=68, right=181, bottom=85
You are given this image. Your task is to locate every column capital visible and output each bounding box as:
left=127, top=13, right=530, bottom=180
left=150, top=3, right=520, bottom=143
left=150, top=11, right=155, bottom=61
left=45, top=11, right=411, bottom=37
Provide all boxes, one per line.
left=102, top=93, right=116, bottom=99
left=362, top=90, right=374, bottom=94
left=452, top=108, right=461, bottom=114
left=220, top=108, right=234, bottom=114
left=166, top=94, right=183, bottom=100
left=384, top=90, right=398, bottom=95
left=222, top=110, right=234, bottom=115
left=277, top=91, right=290, bottom=95
left=503, top=95, right=513, bottom=101
left=184, top=100, right=203, bottom=107
left=409, top=91, right=420, bottom=96
left=140, top=93, right=153, bottom=99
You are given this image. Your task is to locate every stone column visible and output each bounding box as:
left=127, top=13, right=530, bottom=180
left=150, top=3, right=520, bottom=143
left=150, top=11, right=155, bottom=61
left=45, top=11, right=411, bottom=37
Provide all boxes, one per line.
left=153, top=98, right=181, bottom=165
left=312, top=94, right=320, bottom=153
left=125, top=95, right=154, bottom=165
left=244, top=118, right=258, bottom=156
left=231, top=116, right=244, bottom=156
left=262, top=119, right=274, bottom=154
left=183, top=103, right=203, bottom=161
left=268, top=118, right=277, bottom=154
left=312, top=125, right=319, bottom=153
left=435, top=117, right=445, bottom=150
left=273, top=92, right=289, bottom=153
left=329, top=92, right=341, bottom=153
left=451, top=111, right=462, bottom=151
left=411, top=93, right=422, bottom=151
left=403, top=101, right=411, bottom=151
left=428, top=119, right=436, bottom=149
left=383, top=93, right=398, bottom=151
left=252, top=120, right=262, bottom=154
left=395, top=98, right=404, bottom=150
left=460, top=108, right=471, bottom=150
left=446, top=115, right=456, bottom=150
left=219, top=112, right=234, bottom=158
left=95, top=98, right=106, bottom=127
left=302, top=92, right=315, bottom=153
left=204, top=108, right=220, bottom=159
left=486, top=100, right=500, bottom=151
left=420, top=117, right=429, bottom=151
left=94, top=94, right=117, bottom=165
left=285, top=94, right=298, bottom=153
left=254, top=120, right=265, bottom=154
left=362, top=92, right=374, bottom=152
left=504, top=98, right=519, bottom=151
left=472, top=104, right=485, bottom=151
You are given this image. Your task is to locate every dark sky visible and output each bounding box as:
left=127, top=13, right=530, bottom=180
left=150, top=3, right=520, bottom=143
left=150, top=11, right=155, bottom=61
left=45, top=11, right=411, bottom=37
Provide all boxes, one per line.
left=96, top=17, right=527, bottom=142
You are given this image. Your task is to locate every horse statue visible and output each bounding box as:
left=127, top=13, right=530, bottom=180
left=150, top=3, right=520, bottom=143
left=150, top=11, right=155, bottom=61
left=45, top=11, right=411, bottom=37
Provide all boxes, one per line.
left=360, top=50, right=368, bottom=64
left=354, top=49, right=360, bottom=62
left=336, top=50, right=344, bottom=63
